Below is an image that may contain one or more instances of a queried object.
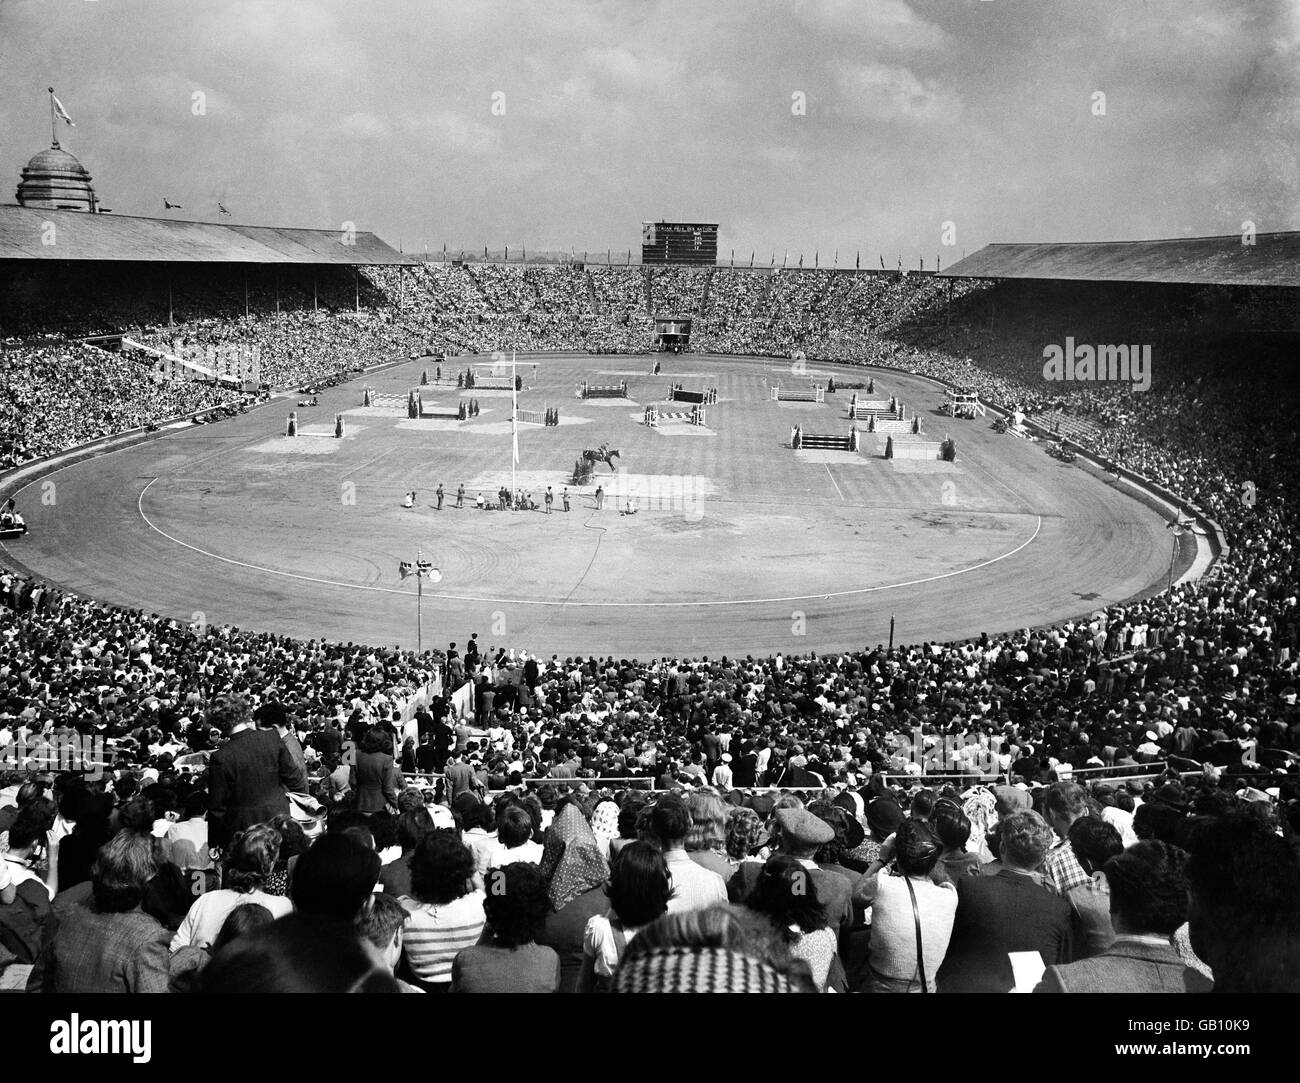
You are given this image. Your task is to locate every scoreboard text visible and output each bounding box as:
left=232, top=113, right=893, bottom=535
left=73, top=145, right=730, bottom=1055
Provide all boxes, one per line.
left=641, top=221, right=718, bottom=265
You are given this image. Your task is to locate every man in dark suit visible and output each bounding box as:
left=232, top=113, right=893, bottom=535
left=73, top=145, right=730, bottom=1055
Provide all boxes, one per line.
left=443, top=751, right=480, bottom=800
left=429, top=715, right=455, bottom=772
left=731, top=741, right=758, bottom=788
left=306, top=722, right=343, bottom=770
left=256, top=701, right=307, bottom=782
left=937, top=809, right=1073, bottom=992
left=207, top=697, right=306, bottom=850
left=1036, top=840, right=1212, bottom=993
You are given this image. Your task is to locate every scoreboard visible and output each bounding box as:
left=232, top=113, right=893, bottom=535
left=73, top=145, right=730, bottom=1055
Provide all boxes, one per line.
left=641, top=221, right=718, bottom=265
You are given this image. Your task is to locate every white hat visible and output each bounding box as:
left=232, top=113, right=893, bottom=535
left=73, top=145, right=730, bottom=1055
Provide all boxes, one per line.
left=722, top=753, right=732, bottom=763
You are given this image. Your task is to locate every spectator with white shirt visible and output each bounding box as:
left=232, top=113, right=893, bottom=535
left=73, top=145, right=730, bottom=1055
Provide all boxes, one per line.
left=579, top=840, right=671, bottom=991
left=164, top=790, right=212, bottom=873
left=1, top=807, right=54, bottom=902
left=652, top=794, right=727, bottom=914
left=489, top=805, right=544, bottom=867
left=170, top=824, right=293, bottom=952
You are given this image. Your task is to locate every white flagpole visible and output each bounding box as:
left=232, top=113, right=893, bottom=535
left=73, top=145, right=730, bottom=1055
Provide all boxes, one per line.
left=511, top=350, right=518, bottom=498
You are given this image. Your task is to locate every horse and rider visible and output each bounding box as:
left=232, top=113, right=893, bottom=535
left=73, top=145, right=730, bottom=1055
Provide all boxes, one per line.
left=581, top=442, right=620, bottom=472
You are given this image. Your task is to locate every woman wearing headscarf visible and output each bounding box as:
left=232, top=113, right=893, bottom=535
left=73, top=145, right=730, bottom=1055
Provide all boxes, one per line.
left=589, top=799, right=620, bottom=861
left=535, top=802, right=611, bottom=992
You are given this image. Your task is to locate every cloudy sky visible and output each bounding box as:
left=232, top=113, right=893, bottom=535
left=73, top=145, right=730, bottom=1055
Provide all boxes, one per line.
left=0, top=0, right=1296, bottom=262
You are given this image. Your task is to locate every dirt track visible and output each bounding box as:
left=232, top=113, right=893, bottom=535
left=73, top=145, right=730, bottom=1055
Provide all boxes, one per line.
left=1, top=354, right=1178, bottom=657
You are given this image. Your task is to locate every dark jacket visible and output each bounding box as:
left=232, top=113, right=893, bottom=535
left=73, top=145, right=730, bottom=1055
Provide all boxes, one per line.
left=351, top=750, right=401, bottom=814
left=1035, top=938, right=1213, bottom=993
left=731, top=753, right=758, bottom=788
left=937, top=869, right=1073, bottom=992
left=207, top=728, right=306, bottom=849
left=0, top=878, right=50, bottom=964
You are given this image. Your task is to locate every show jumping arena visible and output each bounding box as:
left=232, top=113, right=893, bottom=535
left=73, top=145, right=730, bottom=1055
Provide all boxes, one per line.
left=1, top=353, right=1190, bottom=656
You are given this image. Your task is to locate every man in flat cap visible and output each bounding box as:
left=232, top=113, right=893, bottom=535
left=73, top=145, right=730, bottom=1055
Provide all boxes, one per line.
left=727, top=807, right=853, bottom=946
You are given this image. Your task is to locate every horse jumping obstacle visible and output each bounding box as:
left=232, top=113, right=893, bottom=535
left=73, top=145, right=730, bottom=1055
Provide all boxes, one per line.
left=582, top=381, right=629, bottom=399
left=771, top=386, right=826, bottom=404
left=362, top=387, right=408, bottom=409
left=946, top=388, right=986, bottom=418
left=286, top=412, right=345, bottom=438
left=410, top=389, right=467, bottom=421
left=791, top=424, right=858, bottom=452
left=863, top=413, right=921, bottom=435
left=667, top=384, right=717, bottom=405
left=644, top=404, right=706, bottom=427
left=848, top=393, right=903, bottom=421
left=884, top=434, right=956, bottom=461
left=517, top=408, right=560, bottom=426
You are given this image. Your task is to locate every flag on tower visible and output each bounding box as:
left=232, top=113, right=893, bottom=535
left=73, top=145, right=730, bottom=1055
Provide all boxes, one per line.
left=51, top=92, right=75, bottom=126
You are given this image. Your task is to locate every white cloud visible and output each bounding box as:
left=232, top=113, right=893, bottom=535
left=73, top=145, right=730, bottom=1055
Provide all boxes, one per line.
left=835, top=63, right=962, bottom=123
left=406, top=111, right=500, bottom=156
left=792, top=0, right=948, bottom=50
left=337, top=112, right=391, bottom=141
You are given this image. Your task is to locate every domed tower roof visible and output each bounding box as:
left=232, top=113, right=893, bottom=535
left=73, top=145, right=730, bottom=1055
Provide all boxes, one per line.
left=16, top=142, right=99, bottom=212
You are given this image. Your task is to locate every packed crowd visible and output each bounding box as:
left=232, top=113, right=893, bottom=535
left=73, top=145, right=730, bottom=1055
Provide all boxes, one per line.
left=0, top=342, right=234, bottom=469
left=2, top=725, right=1297, bottom=993
left=2, top=261, right=1299, bottom=991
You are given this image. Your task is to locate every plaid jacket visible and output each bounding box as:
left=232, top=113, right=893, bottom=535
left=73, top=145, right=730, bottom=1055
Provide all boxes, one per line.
left=28, top=890, right=171, bottom=994
left=1044, top=840, right=1092, bottom=897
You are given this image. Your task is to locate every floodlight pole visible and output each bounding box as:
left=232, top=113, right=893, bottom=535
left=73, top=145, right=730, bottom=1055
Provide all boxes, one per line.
left=512, top=350, right=518, bottom=498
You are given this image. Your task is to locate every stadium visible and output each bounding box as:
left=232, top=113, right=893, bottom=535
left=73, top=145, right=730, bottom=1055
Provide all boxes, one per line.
left=1, top=0, right=1298, bottom=1013
left=8, top=206, right=1276, bottom=656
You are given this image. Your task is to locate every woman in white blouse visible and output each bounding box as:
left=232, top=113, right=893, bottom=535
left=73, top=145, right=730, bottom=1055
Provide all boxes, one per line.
left=170, top=824, right=293, bottom=952
left=579, top=841, right=672, bottom=992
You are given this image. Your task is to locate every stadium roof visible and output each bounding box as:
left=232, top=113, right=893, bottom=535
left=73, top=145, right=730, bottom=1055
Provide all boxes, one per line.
left=0, top=205, right=416, bottom=265
left=939, top=232, right=1300, bottom=288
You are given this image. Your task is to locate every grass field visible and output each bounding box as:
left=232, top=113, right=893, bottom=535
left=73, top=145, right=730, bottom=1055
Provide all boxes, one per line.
left=2, top=353, right=1180, bottom=656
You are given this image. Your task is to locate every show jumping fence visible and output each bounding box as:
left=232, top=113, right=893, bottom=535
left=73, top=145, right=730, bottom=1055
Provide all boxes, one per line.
left=582, top=381, right=629, bottom=399
left=771, top=385, right=826, bottom=404
left=791, top=424, right=858, bottom=452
